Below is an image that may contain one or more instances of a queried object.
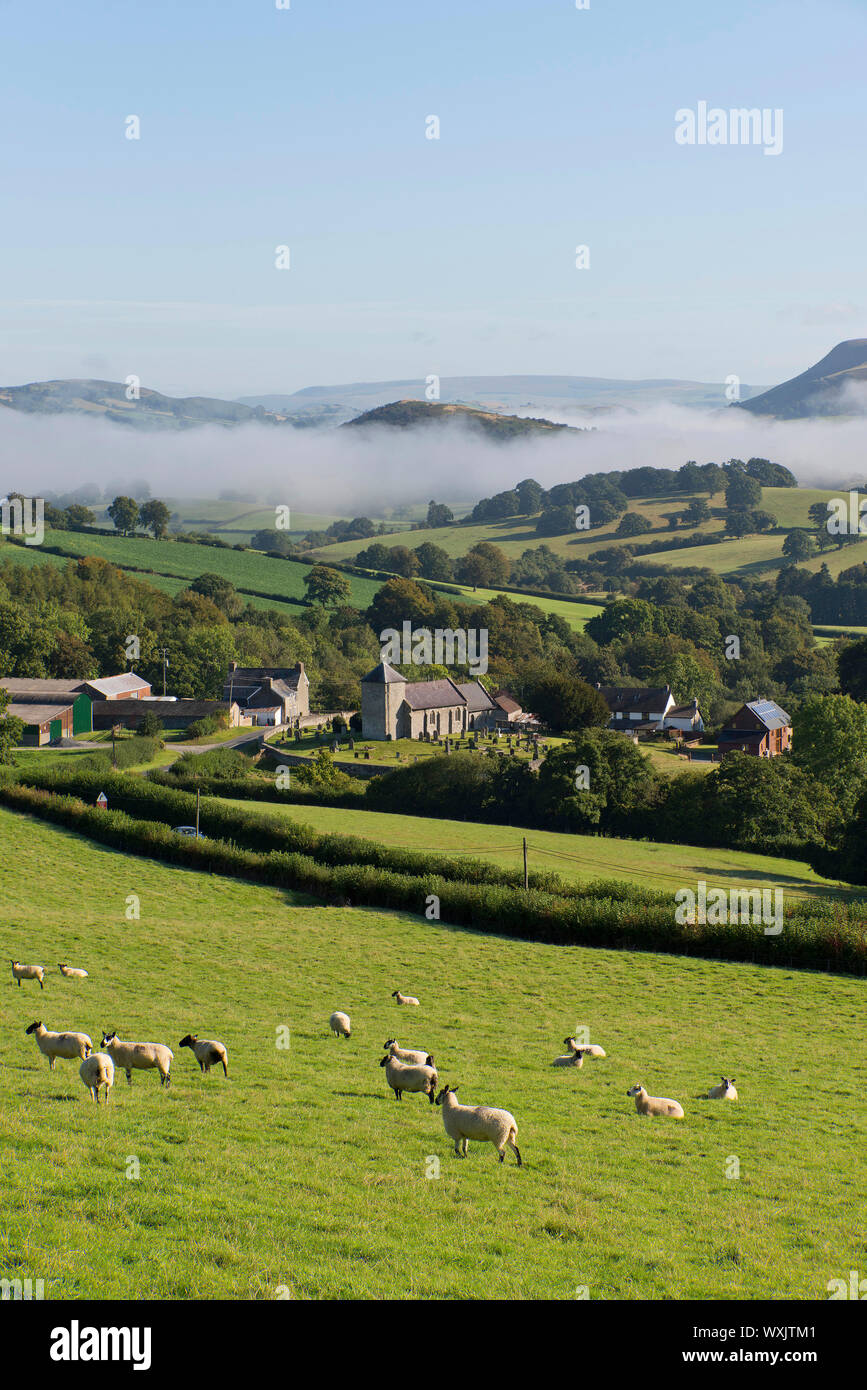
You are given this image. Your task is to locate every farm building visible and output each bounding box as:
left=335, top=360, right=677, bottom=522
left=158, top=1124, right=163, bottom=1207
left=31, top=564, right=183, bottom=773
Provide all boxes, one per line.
left=80, top=673, right=151, bottom=700
left=222, top=663, right=309, bottom=724
left=361, top=663, right=529, bottom=739
left=91, top=699, right=240, bottom=731
left=718, top=700, right=792, bottom=758
left=0, top=678, right=94, bottom=735
left=6, top=699, right=76, bottom=745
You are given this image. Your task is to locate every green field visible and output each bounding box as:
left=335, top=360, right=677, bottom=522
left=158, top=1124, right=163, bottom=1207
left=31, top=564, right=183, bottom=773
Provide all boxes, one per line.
left=218, top=798, right=849, bottom=902
left=2, top=805, right=864, bottom=1300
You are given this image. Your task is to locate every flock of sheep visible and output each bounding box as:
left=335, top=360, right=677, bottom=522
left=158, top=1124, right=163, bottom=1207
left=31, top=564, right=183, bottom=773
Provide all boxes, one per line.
left=11, top=958, right=738, bottom=1161
left=11, top=959, right=227, bottom=1103
left=330, top=994, right=739, bottom=1167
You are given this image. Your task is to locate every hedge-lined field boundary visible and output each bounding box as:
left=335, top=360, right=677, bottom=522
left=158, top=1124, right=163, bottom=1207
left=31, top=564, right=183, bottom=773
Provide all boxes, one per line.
left=2, top=779, right=865, bottom=975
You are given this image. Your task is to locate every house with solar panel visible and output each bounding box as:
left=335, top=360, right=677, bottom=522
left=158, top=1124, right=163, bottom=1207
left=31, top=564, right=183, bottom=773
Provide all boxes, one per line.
left=718, top=700, right=792, bottom=758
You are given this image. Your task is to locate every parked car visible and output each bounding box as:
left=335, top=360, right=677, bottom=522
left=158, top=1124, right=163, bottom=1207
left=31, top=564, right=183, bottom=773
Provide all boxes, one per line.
left=174, top=825, right=205, bottom=839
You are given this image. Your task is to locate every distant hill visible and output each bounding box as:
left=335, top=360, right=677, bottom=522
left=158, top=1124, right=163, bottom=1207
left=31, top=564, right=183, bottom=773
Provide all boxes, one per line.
left=340, top=399, right=579, bottom=439
left=0, top=379, right=291, bottom=431
left=240, top=373, right=766, bottom=424
left=738, top=340, right=867, bottom=419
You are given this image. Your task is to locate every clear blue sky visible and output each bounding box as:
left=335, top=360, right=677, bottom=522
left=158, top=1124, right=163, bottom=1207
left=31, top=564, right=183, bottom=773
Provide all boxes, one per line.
left=1, top=0, right=864, bottom=397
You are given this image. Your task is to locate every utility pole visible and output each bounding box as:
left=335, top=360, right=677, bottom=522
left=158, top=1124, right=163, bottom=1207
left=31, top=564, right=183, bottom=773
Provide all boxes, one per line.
left=523, top=837, right=528, bottom=890
left=160, top=648, right=169, bottom=698
left=196, top=786, right=200, bottom=838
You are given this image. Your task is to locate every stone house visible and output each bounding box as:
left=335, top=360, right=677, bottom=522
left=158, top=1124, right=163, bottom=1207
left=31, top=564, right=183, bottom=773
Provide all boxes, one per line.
left=222, top=663, right=309, bottom=725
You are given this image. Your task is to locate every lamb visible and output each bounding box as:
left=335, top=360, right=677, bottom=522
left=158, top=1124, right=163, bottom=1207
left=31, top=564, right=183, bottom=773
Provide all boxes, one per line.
left=58, top=963, right=89, bottom=980
left=391, top=990, right=420, bottom=1006
left=627, top=1083, right=684, bottom=1119
left=702, top=1076, right=738, bottom=1101
left=79, top=1052, right=114, bottom=1104
left=563, top=1035, right=606, bottom=1059
left=383, top=1038, right=435, bottom=1066
left=179, top=1034, right=228, bottom=1076
left=11, top=960, right=44, bottom=989
left=435, top=1084, right=522, bottom=1165
left=552, top=1041, right=584, bottom=1068
left=379, top=1053, right=438, bottom=1103
left=25, top=1020, right=92, bottom=1070
left=329, top=1011, right=351, bottom=1038
left=101, top=1030, right=173, bottom=1087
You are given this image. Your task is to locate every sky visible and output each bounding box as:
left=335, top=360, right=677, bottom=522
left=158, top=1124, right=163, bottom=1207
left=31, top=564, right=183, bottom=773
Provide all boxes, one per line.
left=1, top=0, right=865, bottom=399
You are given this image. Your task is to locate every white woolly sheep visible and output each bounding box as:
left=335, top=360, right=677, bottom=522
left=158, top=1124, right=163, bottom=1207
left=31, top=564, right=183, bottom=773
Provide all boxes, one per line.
left=379, top=1053, right=438, bottom=1103
left=79, top=1052, right=114, bottom=1103
left=58, top=963, right=89, bottom=980
left=703, top=1076, right=738, bottom=1101
left=391, top=990, right=420, bottom=1006
left=179, top=1033, right=228, bottom=1076
left=435, top=1084, right=522, bottom=1166
left=101, top=1030, right=173, bottom=1087
left=563, top=1035, right=606, bottom=1058
left=25, top=1020, right=92, bottom=1070
left=627, top=1083, right=684, bottom=1119
left=11, top=960, right=44, bottom=989
left=329, top=1011, right=351, bottom=1038
left=552, top=1041, right=584, bottom=1068
left=383, top=1038, right=435, bottom=1066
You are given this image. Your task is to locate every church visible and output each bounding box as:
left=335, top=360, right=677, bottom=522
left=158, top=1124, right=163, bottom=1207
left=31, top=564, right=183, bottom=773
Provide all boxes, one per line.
left=360, top=661, right=520, bottom=740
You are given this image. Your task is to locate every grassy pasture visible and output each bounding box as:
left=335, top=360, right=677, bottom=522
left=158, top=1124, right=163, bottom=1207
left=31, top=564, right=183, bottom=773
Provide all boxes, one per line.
left=1, top=806, right=864, bottom=1301
left=217, top=798, right=849, bottom=902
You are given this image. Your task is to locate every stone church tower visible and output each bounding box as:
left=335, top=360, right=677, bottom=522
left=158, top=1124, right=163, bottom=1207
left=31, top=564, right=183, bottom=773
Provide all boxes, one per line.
left=361, top=661, right=407, bottom=739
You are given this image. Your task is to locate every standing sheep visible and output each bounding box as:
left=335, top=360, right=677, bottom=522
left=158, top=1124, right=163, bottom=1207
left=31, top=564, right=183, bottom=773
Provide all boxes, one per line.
left=79, top=1053, right=114, bottom=1104
left=25, top=1021, right=92, bottom=1070
left=179, top=1034, right=228, bottom=1076
left=329, top=1011, right=351, bottom=1038
left=58, top=964, right=89, bottom=980
left=379, top=1053, right=438, bottom=1103
left=101, top=1031, right=173, bottom=1087
left=627, top=1083, right=685, bottom=1119
left=391, top=990, right=420, bottom=1006
left=435, top=1084, right=522, bottom=1166
left=383, top=1039, right=434, bottom=1066
left=11, top=961, right=44, bottom=989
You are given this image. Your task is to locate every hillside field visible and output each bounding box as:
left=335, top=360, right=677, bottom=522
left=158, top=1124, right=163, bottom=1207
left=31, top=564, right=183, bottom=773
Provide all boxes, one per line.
left=1, top=806, right=864, bottom=1300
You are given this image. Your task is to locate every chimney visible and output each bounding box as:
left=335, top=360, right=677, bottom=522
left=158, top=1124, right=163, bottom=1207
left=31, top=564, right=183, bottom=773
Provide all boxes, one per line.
left=296, top=662, right=305, bottom=674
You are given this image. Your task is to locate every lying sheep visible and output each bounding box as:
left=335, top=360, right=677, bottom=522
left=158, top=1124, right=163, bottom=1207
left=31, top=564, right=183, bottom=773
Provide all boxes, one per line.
left=391, top=990, right=420, bottom=1006
left=101, top=1030, right=173, bottom=1087
left=79, top=1052, right=114, bottom=1104
left=552, top=1041, right=584, bottom=1068
left=329, top=1011, right=351, bottom=1038
left=627, top=1083, right=684, bottom=1119
left=11, top=960, right=44, bottom=989
left=179, top=1034, right=228, bottom=1076
left=383, top=1039, right=435, bottom=1066
left=58, top=963, right=89, bottom=980
left=25, top=1020, right=92, bottom=1070
left=702, top=1076, right=738, bottom=1101
left=435, top=1084, right=522, bottom=1166
left=379, top=1053, right=437, bottom=1103
left=563, top=1035, right=606, bottom=1059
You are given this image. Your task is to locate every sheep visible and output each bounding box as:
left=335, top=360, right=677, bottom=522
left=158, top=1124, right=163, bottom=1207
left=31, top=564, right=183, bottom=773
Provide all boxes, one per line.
left=702, top=1076, right=738, bottom=1101
left=563, top=1035, right=606, bottom=1059
left=383, top=1038, right=435, bottom=1066
left=379, top=1053, right=438, bottom=1103
left=329, top=1011, right=351, bottom=1038
left=627, top=1083, right=684, bottom=1119
left=25, top=1020, right=92, bottom=1070
left=179, top=1034, right=228, bottom=1076
left=11, top=960, right=44, bottom=989
left=79, top=1052, right=114, bottom=1104
left=391, top=990, right=420, bottom=1006
left=101, top=1031, right=173, bottom=1087
left=552, top=1041, right=584, bottom=1068
left=58, top=963, right=89, bottom=980
left=435, top=1084, right=522, bottom=1166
